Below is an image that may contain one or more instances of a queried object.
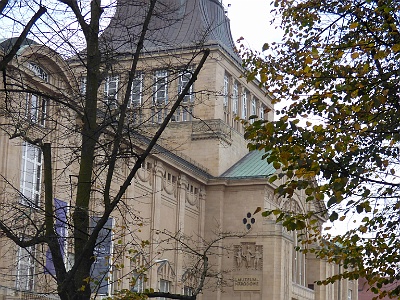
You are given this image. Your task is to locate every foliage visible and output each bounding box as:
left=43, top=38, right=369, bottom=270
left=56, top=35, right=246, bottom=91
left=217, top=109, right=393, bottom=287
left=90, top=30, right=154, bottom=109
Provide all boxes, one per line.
left=241, top=0, right=400, bottom=298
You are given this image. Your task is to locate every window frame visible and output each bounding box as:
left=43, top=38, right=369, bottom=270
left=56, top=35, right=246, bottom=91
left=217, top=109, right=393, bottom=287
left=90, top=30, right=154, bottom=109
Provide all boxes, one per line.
left=178, top=69, right=193, bottom=103
left=159, top=279, right=171, bottom=300
left=28, top=62, right=48, bottom=83
left=242, top=90, right=248, bottom=119
left=223, top=74, right=229, bottom=109
left=104, top=75, right=119, bottom=109
left=20, top=142, right=42, bottom=207
left=129, top=72, right=143, bottom=108
left=153, top=70, right=168, bottom=106
left=25, top=94, right=48, bottom=126
left=16, top=244, right=36, bottom=291
left=232, top=81, right=238, bottom=114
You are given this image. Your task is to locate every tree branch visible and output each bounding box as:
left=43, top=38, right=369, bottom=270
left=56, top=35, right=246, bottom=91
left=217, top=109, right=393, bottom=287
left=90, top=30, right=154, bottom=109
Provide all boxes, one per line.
left=0, top=5, right=47, bottom=71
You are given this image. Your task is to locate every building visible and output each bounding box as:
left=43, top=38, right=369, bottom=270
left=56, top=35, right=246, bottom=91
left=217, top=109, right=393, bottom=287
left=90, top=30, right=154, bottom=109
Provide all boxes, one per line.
left=0, top=0, right=357, bottom=299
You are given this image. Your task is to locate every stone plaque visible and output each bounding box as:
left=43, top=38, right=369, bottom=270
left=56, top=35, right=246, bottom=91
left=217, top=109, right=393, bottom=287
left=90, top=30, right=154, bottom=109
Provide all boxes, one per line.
left=233, top=275, right=261, bottom=291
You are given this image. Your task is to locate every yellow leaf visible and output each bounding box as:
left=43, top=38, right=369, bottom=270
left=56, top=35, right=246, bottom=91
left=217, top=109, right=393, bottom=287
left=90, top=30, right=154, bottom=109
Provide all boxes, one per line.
left=392, top=44, right=400, bottom=53
left=349, top=22, right=358, bottom=29
left=351, top=52, right=359, bottom=59
left=354, top=123, right=361, bottom=130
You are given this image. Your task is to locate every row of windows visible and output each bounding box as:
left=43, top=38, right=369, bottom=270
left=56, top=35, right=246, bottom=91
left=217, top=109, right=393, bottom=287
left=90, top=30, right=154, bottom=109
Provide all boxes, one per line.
left=81, top=69, right=194, bottom=110
left=223, top=74, right=266, bottom=121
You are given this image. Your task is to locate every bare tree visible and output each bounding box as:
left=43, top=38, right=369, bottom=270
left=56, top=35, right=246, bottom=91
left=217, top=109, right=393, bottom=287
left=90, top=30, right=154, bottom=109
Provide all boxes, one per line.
left=0, top=1, right=210, bottom=299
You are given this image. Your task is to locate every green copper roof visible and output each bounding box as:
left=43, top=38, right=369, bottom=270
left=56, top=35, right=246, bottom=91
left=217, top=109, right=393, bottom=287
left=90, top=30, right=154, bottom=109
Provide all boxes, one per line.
left=220, top=150, right=275, bottom=178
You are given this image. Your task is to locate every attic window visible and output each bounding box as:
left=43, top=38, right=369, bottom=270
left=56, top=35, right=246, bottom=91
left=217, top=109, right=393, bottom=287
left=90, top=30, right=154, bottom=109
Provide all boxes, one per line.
left=28, top=62, right=48, bottom=82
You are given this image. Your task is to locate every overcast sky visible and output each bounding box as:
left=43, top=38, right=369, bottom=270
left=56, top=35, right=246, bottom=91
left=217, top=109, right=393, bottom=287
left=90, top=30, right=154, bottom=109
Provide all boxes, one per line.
left=224, top=0, right=282, bottom=51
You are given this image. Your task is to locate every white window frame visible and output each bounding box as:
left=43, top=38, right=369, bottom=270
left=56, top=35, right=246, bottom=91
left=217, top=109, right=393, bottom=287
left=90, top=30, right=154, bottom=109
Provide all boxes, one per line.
left=20, top=142, right=42, bottom=207
left=260, top=104, right=265, bottom=120
left=25, top=94, right=48, bottom=126
left=153, top=70, right=168, bottom=106
left=183, top=286, right=194, bottom=296
left=16, top=244, right=35, bottom=291
left=232, top=82, right=238, bottom=114
left=28, top=62, right=48, bottom=82
left=80, top=76, right=87, bottom=95
left=129, top=72, right=143, bottom=108
left=178, top=69, right=193, bottom=103
left=223, top=74, right=229, bottom=109
left=104, top=75, right=119, bottom=108
left=131, top=273, right=144, bottom=293
left=242, top=90, right=248, bottom=119
left=159, top=279, right=171, bottom=300
left=251, top=98, right=257, bottom=116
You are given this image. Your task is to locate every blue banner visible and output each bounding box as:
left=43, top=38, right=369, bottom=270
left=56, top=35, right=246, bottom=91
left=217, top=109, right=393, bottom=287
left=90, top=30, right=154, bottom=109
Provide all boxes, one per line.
left=45, top=199, right=67, bottom=275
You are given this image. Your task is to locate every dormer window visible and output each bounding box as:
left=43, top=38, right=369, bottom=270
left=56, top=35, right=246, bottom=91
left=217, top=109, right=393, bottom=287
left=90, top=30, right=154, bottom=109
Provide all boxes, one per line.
left=28, top=62, right=48, bottom=82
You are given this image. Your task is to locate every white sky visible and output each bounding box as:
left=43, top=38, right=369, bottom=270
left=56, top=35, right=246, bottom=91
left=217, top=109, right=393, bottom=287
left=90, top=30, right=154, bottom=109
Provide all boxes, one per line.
left=223, top=0, right=282, bottom=51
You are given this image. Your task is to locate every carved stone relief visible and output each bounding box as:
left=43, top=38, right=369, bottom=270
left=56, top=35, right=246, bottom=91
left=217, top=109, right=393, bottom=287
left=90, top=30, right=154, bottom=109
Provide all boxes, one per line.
left=234, top=243, right=263, bottom=271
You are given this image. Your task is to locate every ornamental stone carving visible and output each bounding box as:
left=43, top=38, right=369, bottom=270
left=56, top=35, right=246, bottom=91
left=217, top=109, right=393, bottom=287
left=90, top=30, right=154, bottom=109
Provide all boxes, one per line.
left=234, top=243, right=263, bottom=270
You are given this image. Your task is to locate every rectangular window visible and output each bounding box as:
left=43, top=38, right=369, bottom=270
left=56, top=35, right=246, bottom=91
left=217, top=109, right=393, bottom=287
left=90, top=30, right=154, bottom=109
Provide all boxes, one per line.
left=25, top=94, right=48, bottom=126
left=131, top=273, right=144, bottom=293
left=16, top=245, right=35, bottom=291
left=183, top=286, right=194, bottom=296
left=178, top=70, right=193, bottom=103
left=28, top=62, right=48, bottom=82
left=260, top=104, right=265, bottom=120
left=130, top=73, right=143, bottom=108
left=251, top=98, right=257, bottom=116
left=20, top=142, right=42, bottom=207
left=182, top=106, right=192, bottom=122
left=232, top=82, right=238, bottom=114
left=80, top=76, right=87, bottom=95
left=159, top=279, right=171, bottom=300
left=153, top=70, right=168, bottom=106
left=242, top=90, right=247, bottom=119
left=223, top=74, right=229, bottom=109
left=348, top=289, right=352, bottom=300
left=104, top=75, right=119, bottom=108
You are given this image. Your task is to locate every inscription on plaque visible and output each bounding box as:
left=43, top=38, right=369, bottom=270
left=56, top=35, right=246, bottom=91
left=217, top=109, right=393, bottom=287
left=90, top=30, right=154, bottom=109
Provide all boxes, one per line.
left=233, top=275, right=261, bottom=291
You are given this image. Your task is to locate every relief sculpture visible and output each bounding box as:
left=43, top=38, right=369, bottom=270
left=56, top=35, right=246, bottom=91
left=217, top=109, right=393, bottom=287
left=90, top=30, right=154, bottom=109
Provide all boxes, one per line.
left=234, top=244, right=263, bottom=270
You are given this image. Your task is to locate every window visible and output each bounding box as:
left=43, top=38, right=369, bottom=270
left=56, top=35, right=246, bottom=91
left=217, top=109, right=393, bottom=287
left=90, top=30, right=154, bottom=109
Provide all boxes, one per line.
left=20, top=142, right=42, bottom=207
left=348, top=289, right=352, bottom=300
left=183, top=286, right=194, bottom=296
left=178, top=70, right=193, bottom=103
left=28, top=62, right=48, bottom=82
left=104, top=75, right=119, bottom=108
left=242, top=90, right=248, bottom=119
left=130, top=73, right=143, bottom=108
left=182, top=106, right=192, bottom=122
left=153, top=70, right=168, bottom=106
left=223, top=74, right=229, bottom=109
left=260, top=104, right=265, bottom=120
left=80, top=76, right=87, bottom=95
left=131, top=273, right=144, bottom=293
left=16, top=245, right=35, bottom=291
left=251, top=98, right=257, bottom=116
left=232, top=82, right=238, bottom=114
left=25, top=94, right=48, bottom=126
left=159, top=279, right=171, bottom=300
